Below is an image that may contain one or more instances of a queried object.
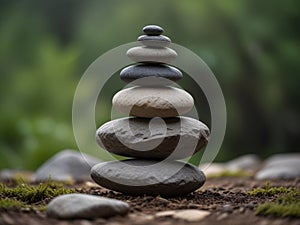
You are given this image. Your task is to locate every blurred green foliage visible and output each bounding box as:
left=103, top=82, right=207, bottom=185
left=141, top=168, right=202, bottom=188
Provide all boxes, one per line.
left=0, top=0, right=299, bottom=169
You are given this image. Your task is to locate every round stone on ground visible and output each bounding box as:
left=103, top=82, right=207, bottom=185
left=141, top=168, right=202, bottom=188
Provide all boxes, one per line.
left=143, top=25, right=164, bottom=35
left=120, top=64, right=182, bottom=86
left=126, top=46, right=177, bottom=64
left=225, top=154, right=261, bottom=172
left=112, top=86, right=194, bottom=118
left=155, top=209, right=211, bottom=222
left=96, top=116, right=209, bottom=159
left=255, top=153, right=300, bottom=180
left=91, top=159, right=206, bottom=197
left=47, top=193, right=129, bottom=219
left=34, top=149, right=101, bottom=182
left=138, top=35, right=171, bottom=48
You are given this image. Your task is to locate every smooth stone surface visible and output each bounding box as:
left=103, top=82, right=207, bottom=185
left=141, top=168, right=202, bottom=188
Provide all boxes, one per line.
left=261, top=153, right=300, bottom=167
left=225, top=154, right=261, bottom=171
left=34, top=150, right=101, bottom=182
left=91, top=159, right=206, bottom=196
left=112, top=86, right=194, bottom=118
left=143, top=25, right=164, bottom=35
left=156, top=209, right=211, bottom=222
left=120, top=64, right=182, bottom=86
left=255, top=153, right=300, bottom=180
left=138, top=35, right=171, bottom=48
left=96, top=116, right=209, bottom=159
left=47, top=193, right=129, bottom=219
left=127, top=46, right=177, bottom=64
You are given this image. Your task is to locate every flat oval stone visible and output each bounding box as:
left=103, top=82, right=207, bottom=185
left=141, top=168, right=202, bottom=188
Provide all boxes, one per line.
left=91, top=160, right=206, bottom=196
left=127, top=46, right=177, bottom=64
left=96, top=116, right=209, bottom=159
left=47, top=193, right=129, bottom=219
left=120, top=64, right=182, bottom=86
left=143, top=25, right=164, bottom=35
left=112, top=86, right=194, bottom=118
left=138, top=35, right=171, bottom=48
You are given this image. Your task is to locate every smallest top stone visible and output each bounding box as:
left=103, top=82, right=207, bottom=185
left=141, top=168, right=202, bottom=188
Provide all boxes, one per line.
left=143, top=25, right=164, bottom=36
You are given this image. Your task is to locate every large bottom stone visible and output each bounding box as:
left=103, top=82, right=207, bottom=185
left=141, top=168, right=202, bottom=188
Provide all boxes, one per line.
left=91, top=159, right=206, bottom=197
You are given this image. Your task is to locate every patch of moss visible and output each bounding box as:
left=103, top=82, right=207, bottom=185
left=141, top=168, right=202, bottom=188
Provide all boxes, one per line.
left=249, top=182, right=300, bottom=217
left=249, top=181, right=298, bottom=196
left=209, top=170, right=252, bottom=178
left=0, top=198, right=25, bottom=209
left=0, top=179, right=75, bottom=211
left=256, top=192, right=300, bottom=217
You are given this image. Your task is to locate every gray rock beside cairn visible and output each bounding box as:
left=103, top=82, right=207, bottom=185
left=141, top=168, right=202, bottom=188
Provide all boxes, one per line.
left=91, top=25, right=210, bottom=196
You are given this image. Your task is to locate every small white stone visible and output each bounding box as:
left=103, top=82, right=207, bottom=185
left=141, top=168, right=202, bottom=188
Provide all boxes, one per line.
left=155, top=210, right=176, bottom=217
left=173, top=209, right=210, bottom=222
left=155, top=209, right=210, bottom=222
left=126, top=46, right=177, bottom=63
left=129, top=213, right=154, bottom=222
left=112, top=86, right=194, bottom=118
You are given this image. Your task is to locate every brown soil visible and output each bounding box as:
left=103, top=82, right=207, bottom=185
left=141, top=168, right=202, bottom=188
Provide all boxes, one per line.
left=0, top=177, right=299, bottom=225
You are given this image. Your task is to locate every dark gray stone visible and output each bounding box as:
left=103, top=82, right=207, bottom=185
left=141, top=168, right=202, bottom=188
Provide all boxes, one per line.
left=91, top=159, right=206, bottom=196
left=143, top=25, right=164, bottom=35
left=138, top=35, right=171, bottom=48
left=47, top=193, right=129, bottom=219
left=120, top=64, right=182, bottom=86
left=96, top=116, right=209, bottom=159
left=34, top=150, right=101, bottom=182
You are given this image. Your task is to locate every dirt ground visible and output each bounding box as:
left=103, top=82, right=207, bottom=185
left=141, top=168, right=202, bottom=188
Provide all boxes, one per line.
left=0, top=177, right=299, bottom=225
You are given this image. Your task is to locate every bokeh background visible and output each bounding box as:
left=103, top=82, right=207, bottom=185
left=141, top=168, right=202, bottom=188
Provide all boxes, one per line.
left=0, top=0, right=299, bottom=170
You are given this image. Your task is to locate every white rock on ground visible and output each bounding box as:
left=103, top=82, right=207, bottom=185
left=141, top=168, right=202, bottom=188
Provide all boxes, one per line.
left=225, top=154, right=261, bottom=171
left=255, top=153, right=300, bottom=180
left=34, top=149, right=101, bottom=182
left=47, top=193, right=129, bottom=219
left=155, top=209, right=210, bottom=222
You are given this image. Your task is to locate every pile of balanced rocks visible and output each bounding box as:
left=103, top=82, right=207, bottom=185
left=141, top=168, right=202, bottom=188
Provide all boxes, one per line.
left=91, top=25, right=210, bottom=196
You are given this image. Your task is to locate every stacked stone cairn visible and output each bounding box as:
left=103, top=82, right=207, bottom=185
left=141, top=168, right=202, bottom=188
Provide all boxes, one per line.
left=91, top=25, right=210, bottom=197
